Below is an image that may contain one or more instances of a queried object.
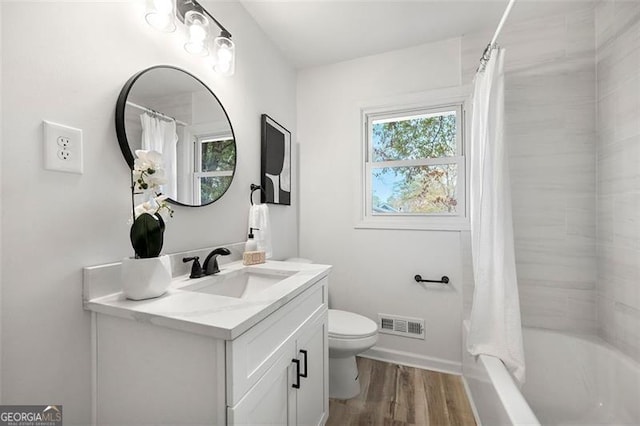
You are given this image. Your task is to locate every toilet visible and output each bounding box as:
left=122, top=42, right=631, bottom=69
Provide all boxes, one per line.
left=328, top=309, right=378, bottom=399
left=285, top=258, right=379, bottom=399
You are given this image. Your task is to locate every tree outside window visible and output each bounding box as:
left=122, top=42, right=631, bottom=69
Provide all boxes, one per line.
left=366, top=106, right=463, bottom=217
left=195, top=137, right=235, bottom=204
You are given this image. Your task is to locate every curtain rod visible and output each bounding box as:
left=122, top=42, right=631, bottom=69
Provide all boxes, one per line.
left=126, top=101, right=189, bottom=127
left=478, top=0, right=516, bottom=72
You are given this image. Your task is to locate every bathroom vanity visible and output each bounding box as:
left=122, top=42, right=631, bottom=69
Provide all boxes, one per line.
left=83, top=259, right=330, bottom=425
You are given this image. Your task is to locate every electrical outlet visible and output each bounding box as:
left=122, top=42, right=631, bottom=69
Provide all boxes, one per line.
left=43, top=120, right=83, bottom=174
left=57, top=150, right=71, bottom=160
left=57, top=136, right=70, bottom=148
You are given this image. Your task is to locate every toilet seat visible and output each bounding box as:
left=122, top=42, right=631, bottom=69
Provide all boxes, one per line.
left=328, top=309, right=378, bottom=339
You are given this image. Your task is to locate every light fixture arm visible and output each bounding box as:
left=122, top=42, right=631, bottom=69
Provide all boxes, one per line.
left=177, top=0, right=232, bottom=39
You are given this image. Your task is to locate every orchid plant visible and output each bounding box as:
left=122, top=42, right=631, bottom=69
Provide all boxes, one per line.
left=130, top=150, right=174, bottom=259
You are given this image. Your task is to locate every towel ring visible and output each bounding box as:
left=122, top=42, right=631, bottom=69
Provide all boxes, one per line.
left=250, top=184, right=266, bottom=205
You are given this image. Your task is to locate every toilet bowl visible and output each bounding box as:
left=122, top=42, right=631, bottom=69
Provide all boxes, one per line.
left=284, top=258, right=379, bottom=399
left=328, top=309, right=378, bottom=399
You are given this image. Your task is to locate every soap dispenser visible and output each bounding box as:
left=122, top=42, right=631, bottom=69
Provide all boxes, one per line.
left=245, top=228, right=259, bottom=252
left=243, top=227, right=266, bottom=265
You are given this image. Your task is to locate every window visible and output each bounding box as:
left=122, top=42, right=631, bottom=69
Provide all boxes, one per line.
left=193, top=135, right=235, bottom=204
left=361, top=103, right=466, bottom=230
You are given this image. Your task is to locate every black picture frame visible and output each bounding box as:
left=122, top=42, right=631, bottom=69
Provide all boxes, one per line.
left=261, top=114, right=291, bottom=205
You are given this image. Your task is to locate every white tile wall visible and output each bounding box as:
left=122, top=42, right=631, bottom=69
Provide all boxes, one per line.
left=461, top=231, right=474, bottom=321
left=462, top=5, right=598, bottom=333
left=596, top=0, right=640, bottom=362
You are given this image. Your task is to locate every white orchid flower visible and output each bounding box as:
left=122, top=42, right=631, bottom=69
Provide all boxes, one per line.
left=134, top=201, right=156, bottom=218
left=130, top=150, right=173, bottom=222
left=135, top=150, right=163, bottom=175
left=134, top=149, right=163, bottom=167
left=133, top=195, right=174, bottom=219
left=146, top=169, right=167, bottom=187
left=132, top=150, right=168, bottom=192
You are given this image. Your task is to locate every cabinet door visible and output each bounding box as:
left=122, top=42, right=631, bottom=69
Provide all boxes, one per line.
left=226, top=279, right=327, bottom=405
left=228, top=348, right=295, bottom=425
left=294, top=312, right=328, bottom=426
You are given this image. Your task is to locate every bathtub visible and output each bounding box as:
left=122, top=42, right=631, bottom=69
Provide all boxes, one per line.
left=462, top=322, right=640, bottom=425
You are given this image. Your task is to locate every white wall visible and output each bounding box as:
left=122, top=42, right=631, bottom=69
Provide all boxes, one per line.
left=1, top=2, right=296, bottom=423
left=596, top=0, right=640, bottom=362
left=298, top=39, right=466, bottom=370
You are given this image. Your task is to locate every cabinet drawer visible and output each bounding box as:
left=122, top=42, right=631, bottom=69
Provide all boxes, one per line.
left=227, top=277, right=327, bottom=405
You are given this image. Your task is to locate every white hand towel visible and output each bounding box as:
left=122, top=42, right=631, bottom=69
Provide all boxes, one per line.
left=248, top=204, right=273, bottom=258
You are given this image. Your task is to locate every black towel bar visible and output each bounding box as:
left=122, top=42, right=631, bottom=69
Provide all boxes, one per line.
left=250, top=184, right=265, bottom=205
left=414, top=275, right=449, bottom=284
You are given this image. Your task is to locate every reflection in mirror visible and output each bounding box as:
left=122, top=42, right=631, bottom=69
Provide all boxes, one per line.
left=116, top=66, right=236, bottom=207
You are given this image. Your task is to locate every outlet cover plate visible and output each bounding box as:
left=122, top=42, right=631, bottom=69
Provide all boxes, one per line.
left=43, top=120, right=83, bottom=174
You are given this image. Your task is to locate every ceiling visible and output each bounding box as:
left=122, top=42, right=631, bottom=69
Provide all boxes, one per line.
left=239, top=0, right=594, bottom=69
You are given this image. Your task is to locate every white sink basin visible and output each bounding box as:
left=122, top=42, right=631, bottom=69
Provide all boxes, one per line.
left=181, top=269, right=296, bottom=299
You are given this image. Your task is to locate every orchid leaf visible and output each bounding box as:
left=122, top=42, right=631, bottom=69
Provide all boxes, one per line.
left=130, top=212, right=164, bottom=258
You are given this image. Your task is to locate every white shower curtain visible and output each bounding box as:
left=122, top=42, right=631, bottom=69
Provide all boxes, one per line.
left=467, top=48, right=525, bottom=384
left=140, top=113, right=178, bottom=199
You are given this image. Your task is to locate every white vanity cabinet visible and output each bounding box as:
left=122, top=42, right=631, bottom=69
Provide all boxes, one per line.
left=227, top=307, right=328, bottom=425
left=90, top=271, right=328, bottom=426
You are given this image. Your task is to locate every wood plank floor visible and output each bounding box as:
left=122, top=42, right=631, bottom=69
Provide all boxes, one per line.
left=327, top=357, right=476, bottom=426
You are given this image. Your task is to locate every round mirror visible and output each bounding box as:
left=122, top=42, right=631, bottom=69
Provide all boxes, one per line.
left=115, top=65, right=236, bottom=207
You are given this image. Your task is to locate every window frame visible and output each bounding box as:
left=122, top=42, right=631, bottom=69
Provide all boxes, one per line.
left=357, top=92, right=470, bottom=231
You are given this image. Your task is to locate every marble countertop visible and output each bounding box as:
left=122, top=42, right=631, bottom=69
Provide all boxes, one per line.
left=84, top=260, right=331, bottom=340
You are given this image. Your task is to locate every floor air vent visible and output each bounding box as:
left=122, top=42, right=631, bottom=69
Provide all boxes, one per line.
left=378, top=314, right=425, bottom=339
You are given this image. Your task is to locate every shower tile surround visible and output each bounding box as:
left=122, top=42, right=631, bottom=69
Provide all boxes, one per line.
left=462, top=6, right=598, bottom=333
left=462, top=1, right=640, bottom=362
left=596, top=0, right=640, bottom=361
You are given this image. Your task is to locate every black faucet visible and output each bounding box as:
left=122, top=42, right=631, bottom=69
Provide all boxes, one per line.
left=202, top=247, right=231, bottom=275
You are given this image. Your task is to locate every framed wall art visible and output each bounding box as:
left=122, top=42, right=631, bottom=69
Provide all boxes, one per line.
left=261, top=114, right=291, bottom=205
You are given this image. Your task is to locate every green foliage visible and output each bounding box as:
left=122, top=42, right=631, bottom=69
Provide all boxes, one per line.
left=201, top=176, right=233, bottom=204
left=373, top=114, right=456, bottom=162
left=380, top=165, right=458, bottom=213
left=372, top=114, right=457, bottom=214
left=130, top=213, right=165, bottom=259
left=202, top=139, right=236, bottom=172
left=200, top=139, right=235, bottom=203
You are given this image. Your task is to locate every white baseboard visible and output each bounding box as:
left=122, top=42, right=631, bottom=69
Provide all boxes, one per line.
left=360, top=346, right=462, bottom=375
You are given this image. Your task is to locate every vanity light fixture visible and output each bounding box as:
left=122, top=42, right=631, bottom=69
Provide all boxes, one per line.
left=144, top=0, right=236, bottom=76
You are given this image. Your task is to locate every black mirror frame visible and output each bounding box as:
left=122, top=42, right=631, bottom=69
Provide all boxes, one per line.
left=115, top=65, right=237, bottom=207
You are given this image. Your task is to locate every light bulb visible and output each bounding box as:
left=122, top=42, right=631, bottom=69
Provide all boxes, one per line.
left=212, top=34, right=235, bottom=76
left=189, top=23, right=207, bottom=42
left=145, top=0, right=176, bottom=32
left=217, top=45, right=232, bottom=62
left=216, top=59, right=231, bottom=74
left=184, top=11, right=209, bottom=56
left=185, top=41, right=207, bottom=55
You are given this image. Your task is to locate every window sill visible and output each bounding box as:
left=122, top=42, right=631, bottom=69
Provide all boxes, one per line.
left=354, top=217, right=470, bottom=232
